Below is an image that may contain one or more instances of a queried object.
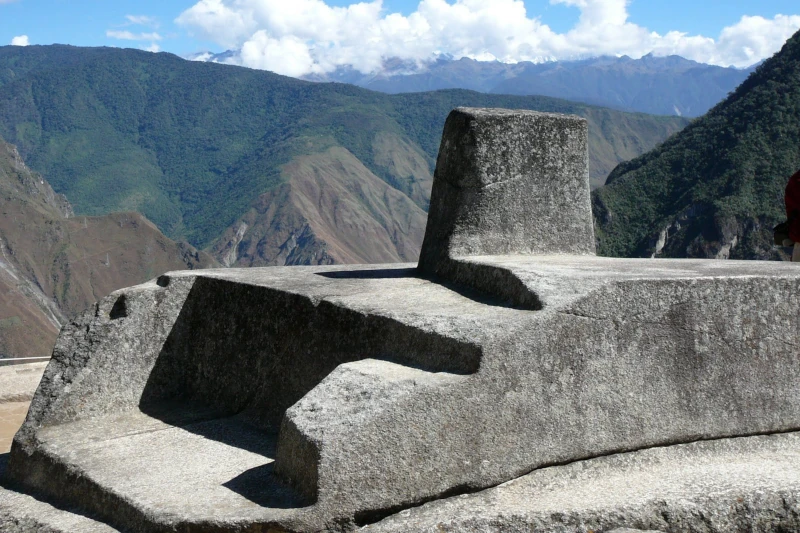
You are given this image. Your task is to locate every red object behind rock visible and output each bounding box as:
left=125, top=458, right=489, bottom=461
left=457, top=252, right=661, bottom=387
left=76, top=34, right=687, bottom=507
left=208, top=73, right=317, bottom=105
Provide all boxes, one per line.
left=785, top=170, right=800, bottom=242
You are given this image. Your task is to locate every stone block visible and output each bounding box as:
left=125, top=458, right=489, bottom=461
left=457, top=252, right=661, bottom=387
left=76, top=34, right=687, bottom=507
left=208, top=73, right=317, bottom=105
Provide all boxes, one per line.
left=365, top=432, right=800, bottom=533
left=5, top=258, right=800, bottom=532
left=418, top=108, right=595, bottom=283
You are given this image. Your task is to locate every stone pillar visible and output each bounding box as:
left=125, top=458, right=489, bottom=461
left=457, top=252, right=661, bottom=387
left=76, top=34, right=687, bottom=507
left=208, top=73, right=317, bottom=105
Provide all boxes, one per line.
left=418, top=107, right=595, bottom=278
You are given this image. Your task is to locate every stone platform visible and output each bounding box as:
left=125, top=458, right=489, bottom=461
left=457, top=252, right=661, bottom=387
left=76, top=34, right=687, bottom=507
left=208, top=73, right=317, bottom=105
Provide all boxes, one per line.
left=366, top=432, right=800, bottom=533
left=4, top=257, right=800, bottom=532
left=2, top=108, right=800, bottom=532
left=5, top=429, right=800, bottom=532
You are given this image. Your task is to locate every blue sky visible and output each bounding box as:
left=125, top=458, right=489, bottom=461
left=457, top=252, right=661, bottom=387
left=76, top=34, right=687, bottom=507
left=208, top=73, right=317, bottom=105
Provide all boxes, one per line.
left=3, top=0, right=800, bottom=75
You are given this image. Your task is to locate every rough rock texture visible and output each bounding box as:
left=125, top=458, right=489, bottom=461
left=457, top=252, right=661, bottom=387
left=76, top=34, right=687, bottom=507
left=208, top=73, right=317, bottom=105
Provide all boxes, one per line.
left=3, top=108, right=800, bottom=532
left=1, top=456, right=119, bottom=532
left=418, top=108, right=595, bottom=261
left=418, top=108, right=595, bottom=306
left=5, top=257, right=800, bottom=532
left=365, top=433, right=800, bottom=533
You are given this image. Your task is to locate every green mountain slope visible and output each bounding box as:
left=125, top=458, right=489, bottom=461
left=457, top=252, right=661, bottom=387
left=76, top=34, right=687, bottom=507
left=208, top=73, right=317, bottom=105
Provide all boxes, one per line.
left=593, top=30, right=800, bottom=260
left=0, top=45, right=687, bottom=263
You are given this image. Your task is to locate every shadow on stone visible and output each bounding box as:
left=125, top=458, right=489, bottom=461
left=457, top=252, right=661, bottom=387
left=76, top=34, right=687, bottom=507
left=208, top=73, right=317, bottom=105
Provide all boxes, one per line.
left=0, top=452, right=8, bottom=481
left=223, top=463, right=309, bottom=509
left=131, top=274, right=484, bottom=514
left=317, top=267, right=534, bottom=309
left=139, top=276, right=481, bottom=426
left=141, top=401, right=279, bottom=457
left=316, top=268, right=416, bottom=279
left=134, top=404, right=312, bottom=509
left=108, top=294, right=128, bottom=320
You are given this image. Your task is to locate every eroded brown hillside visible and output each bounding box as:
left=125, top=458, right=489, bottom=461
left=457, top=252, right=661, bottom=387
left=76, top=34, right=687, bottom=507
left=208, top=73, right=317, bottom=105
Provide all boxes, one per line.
left=212, top=147, right=427, bottom=266
left=0, top=139, right=218, bottom=359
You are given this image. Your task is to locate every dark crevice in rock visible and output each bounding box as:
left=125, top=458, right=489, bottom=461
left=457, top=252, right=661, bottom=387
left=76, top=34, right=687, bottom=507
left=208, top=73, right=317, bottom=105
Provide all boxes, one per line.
left=108, top=295, right=127, bottom=320
left=352, top=482, right=476, bottom=527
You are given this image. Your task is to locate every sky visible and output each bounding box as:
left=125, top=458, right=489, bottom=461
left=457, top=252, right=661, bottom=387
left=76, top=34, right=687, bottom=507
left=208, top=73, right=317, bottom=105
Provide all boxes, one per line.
left=2, top=0, right=800, bottom=77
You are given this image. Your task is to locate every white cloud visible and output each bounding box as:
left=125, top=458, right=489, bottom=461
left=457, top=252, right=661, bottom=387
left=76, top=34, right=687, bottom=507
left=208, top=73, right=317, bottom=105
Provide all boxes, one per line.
left=106, top=30, right=163, bottom=41
left=240, top=31, right=318, bottom=76
left=716, top=15, right=800, bottom=67
left=10, top=35, right=29, bottom=46
left=125, top=15, right=159, bottom=28
left=189, top=51, right=214, bottom=61
left=108, top=15, right=162, bottom=54
left=176, top=0, right=257, bottom=49
left=176, top=0, right=800, bottom=76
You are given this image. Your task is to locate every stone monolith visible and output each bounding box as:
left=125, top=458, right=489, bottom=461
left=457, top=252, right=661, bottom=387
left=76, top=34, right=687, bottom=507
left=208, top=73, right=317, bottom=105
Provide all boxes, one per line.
left=418, top=108, right=595, bottom=306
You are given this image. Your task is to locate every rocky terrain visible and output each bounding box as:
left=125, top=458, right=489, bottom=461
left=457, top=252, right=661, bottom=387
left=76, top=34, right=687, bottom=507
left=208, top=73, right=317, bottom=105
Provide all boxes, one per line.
left=211, top=146, right=428, bottom=266
left=0, top=138, right=217, bottom=359
left=593, top=28, right=800, bottom=260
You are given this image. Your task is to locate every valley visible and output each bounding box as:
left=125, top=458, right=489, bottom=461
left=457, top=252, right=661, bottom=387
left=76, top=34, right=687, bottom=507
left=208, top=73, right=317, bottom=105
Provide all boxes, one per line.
left=0, top=45, right=686, bottom=269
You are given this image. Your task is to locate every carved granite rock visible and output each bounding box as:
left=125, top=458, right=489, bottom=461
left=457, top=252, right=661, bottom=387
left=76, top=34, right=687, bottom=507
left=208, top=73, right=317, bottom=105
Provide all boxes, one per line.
left=418, top=108, right=595, bottom=307
left=365, top=433, right=800, bottom=533
left=3, top=108, right=800, bottom=533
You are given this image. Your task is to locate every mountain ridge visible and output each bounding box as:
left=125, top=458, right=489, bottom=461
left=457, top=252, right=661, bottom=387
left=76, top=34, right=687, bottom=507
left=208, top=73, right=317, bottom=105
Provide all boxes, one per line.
left=284, top=53, right=755, bottom=118
left=0, top=44, right=688, bottom=267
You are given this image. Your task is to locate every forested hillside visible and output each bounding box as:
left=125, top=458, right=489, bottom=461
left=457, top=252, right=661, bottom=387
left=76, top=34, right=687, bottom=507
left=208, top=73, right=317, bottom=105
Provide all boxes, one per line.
left=0, top=45, right=686, bottom=266
left=593, top=29, right=800, bottom=260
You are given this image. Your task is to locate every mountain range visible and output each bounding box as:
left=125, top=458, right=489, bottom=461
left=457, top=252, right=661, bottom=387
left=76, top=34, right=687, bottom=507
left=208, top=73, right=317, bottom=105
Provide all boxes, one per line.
left=197, top=51, right=755, bottom=118
left=593, top=29, right=800, bottom=260
left=0, top=137, right=217, bottom=360
left=0, top=45, right=686, bottom=269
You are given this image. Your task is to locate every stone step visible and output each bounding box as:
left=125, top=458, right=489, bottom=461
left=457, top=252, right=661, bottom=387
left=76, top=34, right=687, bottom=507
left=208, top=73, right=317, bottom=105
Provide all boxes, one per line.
left=10, top=258, right=800, bottom=531
left=276, top=358, right=467, bottom=510
left=0, top=456, right=119, bottom=533
left=7, top=431, right=800, bottom=533
left=7, top=266, right=508, bottom=531
left=9, top=405, right=301, bottom=532
left=7, top=359, right=463, bottom=532
left=364, top=431, right=800, bottom=533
